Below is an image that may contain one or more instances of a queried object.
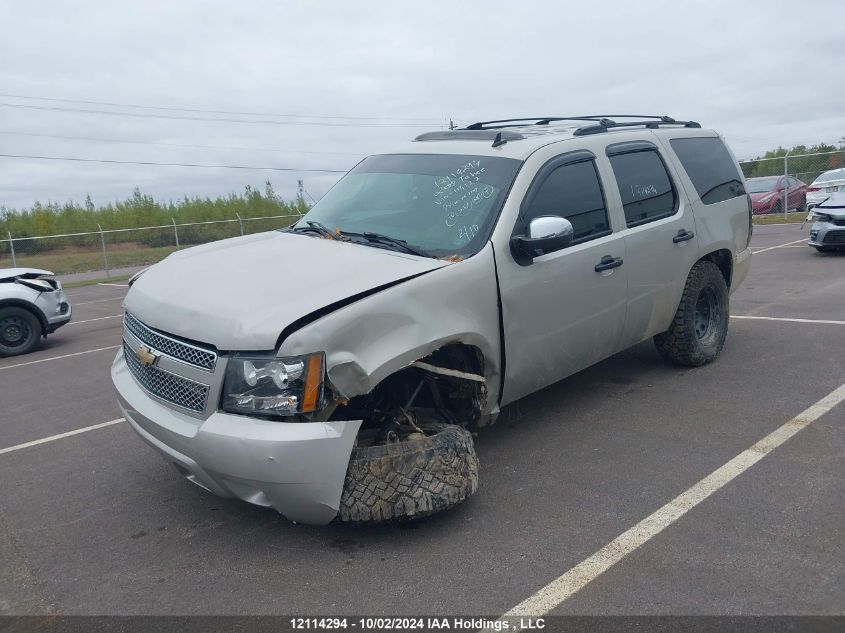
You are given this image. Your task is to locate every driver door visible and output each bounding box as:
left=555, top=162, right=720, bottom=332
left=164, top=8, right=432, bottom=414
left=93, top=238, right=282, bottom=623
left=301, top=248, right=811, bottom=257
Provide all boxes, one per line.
left=497, top=152, right=628, bottom=406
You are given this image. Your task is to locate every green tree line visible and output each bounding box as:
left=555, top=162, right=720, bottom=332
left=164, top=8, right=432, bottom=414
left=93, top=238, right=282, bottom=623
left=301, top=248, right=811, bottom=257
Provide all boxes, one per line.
left=1, top=182, right=308, bottom=253
left=739, top=143, right=844, bottom=182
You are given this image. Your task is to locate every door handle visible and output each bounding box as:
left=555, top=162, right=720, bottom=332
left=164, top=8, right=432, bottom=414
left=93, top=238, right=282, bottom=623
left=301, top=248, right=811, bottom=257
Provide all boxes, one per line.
left=594, top=255, right=623, bottom=272
left=673, top=229, right=695, bottom=243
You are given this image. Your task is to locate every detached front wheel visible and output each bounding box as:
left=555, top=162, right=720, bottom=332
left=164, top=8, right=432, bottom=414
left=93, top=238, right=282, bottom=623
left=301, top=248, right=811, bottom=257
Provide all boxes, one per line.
left=654, top=261, right=729, bottom=367
left=337, top=422, right=479, bottom=523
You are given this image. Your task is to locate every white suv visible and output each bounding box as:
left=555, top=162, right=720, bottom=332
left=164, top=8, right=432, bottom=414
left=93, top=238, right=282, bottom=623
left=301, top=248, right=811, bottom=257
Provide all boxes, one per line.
left=113, top=115, right=752, bottom=524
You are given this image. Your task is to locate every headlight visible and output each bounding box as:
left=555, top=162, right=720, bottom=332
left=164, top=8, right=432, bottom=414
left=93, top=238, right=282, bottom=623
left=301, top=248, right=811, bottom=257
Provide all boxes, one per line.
left=16, top=277, right=58, bottom=292
left=811, top=212, right=832, bottom=223
left=222, top=352, right=324, bottom=417
left=758, top=194, right=773, bottom=203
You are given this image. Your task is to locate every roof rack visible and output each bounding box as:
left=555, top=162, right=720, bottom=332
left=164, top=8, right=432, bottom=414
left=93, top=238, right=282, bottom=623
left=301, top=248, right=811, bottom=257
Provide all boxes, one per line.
left=463, top=115, right=701, bottom=136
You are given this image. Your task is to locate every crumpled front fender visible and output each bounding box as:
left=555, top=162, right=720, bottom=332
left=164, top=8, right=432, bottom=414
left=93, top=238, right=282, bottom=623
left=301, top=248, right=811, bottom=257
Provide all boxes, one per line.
left=278, top=243, right=503, bottom=413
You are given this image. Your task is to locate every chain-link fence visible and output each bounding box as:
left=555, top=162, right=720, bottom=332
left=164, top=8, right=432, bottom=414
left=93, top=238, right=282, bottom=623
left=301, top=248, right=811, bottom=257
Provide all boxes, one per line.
left=0, top=212, right=301, bottom=278
left=738, top=150, right=845, bottom=220
left=4, top=152, right=844, bottom=273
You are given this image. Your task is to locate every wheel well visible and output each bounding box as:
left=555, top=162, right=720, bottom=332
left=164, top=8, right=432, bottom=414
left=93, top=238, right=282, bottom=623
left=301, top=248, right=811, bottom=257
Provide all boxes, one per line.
left=699, top=249, right=732, bottom=288
left=0, top=300, right=47, bottom=334
left=328, top=343, right=486, bottom=435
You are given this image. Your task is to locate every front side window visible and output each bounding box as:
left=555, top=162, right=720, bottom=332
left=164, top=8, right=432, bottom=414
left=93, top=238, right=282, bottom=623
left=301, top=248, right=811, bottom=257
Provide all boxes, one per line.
left=608, top=150, right=677, bottom=227
left=670, top=137, right=746, bottom=205
left=295, top=153, right=521, bottom=258
left=521, top=159, right=610, bottom=243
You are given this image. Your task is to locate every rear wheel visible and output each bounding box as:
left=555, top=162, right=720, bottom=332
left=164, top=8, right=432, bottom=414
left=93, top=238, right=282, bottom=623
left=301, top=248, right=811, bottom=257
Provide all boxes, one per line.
left=0, top=306, right=42, bottom=357
left=654, top=261, right=729, bottom=367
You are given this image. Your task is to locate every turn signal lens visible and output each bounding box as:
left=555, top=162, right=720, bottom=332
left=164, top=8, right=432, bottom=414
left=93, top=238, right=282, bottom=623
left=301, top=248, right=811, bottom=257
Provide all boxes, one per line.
left=301, top=354, right=324, bottom=413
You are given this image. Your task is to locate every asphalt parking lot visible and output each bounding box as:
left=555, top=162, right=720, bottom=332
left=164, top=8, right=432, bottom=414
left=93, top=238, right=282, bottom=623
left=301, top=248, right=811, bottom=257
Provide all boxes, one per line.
left=0, top=222, right=843, bottom=616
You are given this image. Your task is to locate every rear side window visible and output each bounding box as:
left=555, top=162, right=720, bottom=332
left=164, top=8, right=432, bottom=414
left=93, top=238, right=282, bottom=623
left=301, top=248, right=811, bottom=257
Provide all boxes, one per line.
left=670, top=137, right=746, bottom=205
left=524, top=159, right=610, bottom=243
left=608, top=150, right=677, bottom=227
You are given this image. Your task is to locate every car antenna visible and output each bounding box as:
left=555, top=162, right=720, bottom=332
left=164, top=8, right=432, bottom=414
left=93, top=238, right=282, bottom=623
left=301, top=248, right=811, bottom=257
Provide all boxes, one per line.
left=491, top=132, right=507, bottom=148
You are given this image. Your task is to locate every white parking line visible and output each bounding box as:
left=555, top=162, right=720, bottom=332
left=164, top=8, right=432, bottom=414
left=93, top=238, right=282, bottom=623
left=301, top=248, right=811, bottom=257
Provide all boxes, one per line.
left=66, top=314, right=122, bottom=326
left=751, top=238, right=807, bottom=254
left=0, top=345, right=120, bottom=371
left=491, top=382, right=845, bottom=622
left=733, top=315, right=845, bottom=326
left=0, top=418, right=125, bottom=456
left=73, top=297, right=125, bottom=306
left=98, top=282, right=129, bottom=287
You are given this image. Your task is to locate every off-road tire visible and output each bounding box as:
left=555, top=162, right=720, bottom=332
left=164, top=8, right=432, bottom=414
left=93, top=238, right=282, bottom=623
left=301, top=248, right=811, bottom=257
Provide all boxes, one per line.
left=337, top=422, right=478, bottom=523
left=0, top=306, right=42, bottom=357
left=654, top=260, right=729, bottom=367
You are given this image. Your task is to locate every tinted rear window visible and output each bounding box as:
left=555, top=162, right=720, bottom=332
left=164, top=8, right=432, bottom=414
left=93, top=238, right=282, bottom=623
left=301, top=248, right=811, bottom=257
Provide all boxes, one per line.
left=608, top=150, right=677, bottom=227
left=670, top=137, right=746, bottom=205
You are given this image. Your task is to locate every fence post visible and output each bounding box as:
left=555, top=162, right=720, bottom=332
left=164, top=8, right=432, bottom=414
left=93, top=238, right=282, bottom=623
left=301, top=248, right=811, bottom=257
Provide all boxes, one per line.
left=236, top=213, right=244, bottom=236
left=97, top=223, right=111, bottom=279
left=7, top=231, right=15, bottom=268
left=172, top=218, right=180, bottom=250
left=783, top=151, right=790, bottom=221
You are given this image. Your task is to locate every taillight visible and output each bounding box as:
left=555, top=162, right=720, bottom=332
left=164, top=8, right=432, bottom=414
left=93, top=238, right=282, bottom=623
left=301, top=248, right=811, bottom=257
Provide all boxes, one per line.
left=806, top=187, right=820, bottom=192
left=746, top=194, right=753, bottom=246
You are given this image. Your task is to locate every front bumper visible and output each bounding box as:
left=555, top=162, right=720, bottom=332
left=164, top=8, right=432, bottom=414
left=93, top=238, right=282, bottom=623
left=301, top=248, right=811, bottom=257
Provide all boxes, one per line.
left=39, top=287, right=72, bottom=333
left=112, top=347, right=361, bottom=524
left=808, top=222, right=845, bottom=248
left=751, top=200, right=775, bottom=215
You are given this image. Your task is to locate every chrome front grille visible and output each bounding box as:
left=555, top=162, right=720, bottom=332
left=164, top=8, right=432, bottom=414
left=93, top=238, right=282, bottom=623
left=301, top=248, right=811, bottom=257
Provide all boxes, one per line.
left=123, top=341, right=209, bottom=412
left=124, top=311, right=217, bottom=370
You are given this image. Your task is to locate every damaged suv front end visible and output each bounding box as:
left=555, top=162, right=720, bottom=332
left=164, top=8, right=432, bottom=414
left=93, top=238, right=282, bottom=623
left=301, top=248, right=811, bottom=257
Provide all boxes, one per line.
left=113, top=152, right=520, bottom=524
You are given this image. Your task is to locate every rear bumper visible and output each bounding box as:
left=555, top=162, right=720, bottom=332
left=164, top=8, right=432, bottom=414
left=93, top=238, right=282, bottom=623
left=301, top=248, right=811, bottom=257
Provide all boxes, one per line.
left=731, top=247, right=752, bottom=294
left=112, top=347, right=361, bottom=524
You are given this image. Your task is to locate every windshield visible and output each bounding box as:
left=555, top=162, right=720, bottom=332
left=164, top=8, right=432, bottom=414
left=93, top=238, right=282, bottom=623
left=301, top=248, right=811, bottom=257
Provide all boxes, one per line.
left=745, top=177, right=779, bottom=193
left=293, top=153, right=522, bottom=258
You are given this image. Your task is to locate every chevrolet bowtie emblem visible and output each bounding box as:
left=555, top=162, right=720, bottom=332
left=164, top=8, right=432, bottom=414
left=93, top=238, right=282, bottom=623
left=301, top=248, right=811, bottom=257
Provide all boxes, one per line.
left=135, top=345, right=159, bottom=366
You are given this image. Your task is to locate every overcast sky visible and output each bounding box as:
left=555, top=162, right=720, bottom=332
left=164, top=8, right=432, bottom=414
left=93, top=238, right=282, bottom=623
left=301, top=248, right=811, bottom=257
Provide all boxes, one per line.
left=1, top=0, right=843, bottom=211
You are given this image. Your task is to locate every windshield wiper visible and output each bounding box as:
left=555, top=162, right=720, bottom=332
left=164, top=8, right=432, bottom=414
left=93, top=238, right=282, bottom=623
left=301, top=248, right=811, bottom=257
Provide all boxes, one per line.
left=288, top=220, right=339, bottom=240
left=343, top=231, right=432, bottom=258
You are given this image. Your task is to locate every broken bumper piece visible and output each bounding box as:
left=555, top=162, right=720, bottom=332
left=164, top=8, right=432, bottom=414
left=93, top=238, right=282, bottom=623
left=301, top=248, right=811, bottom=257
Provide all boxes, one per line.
left=112, top=348, right=361, bottom=525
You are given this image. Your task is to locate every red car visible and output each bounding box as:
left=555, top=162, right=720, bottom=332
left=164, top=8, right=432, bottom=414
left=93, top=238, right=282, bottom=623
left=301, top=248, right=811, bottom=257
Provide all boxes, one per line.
left=746, top=175, right=807, bottom=214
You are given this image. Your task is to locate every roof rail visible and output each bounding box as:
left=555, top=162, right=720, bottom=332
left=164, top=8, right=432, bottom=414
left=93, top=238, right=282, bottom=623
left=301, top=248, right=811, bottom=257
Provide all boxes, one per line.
left=463, top=115, right=701, bottom=134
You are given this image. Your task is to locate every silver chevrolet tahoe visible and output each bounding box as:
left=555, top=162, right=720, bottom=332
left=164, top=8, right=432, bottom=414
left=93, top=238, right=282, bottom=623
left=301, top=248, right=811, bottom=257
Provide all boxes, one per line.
left=112, top=115, right=753, bottom=525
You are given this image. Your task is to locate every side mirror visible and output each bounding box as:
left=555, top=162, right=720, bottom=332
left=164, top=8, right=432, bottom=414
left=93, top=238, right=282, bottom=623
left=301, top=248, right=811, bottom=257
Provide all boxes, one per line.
left=510, top=216, right=574, bottom=264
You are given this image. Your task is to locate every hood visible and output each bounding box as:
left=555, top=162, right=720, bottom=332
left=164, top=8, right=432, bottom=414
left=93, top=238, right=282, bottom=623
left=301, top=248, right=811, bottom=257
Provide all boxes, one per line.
left=124, top=231, right=448, bottom=350
left=0, top=267, right=54, bottom=281
left=814, top=192, right=845, bottom=218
